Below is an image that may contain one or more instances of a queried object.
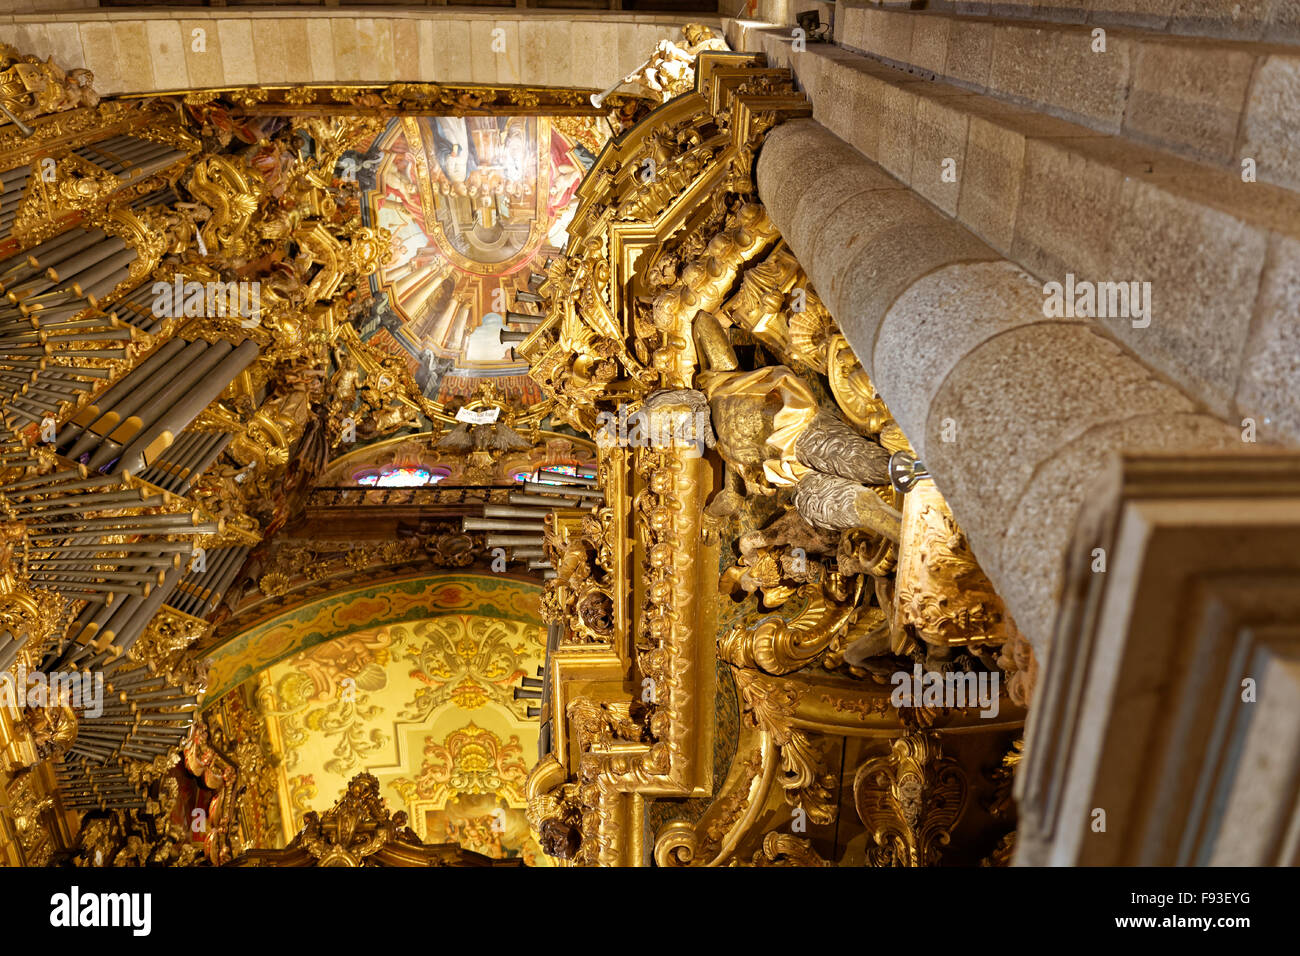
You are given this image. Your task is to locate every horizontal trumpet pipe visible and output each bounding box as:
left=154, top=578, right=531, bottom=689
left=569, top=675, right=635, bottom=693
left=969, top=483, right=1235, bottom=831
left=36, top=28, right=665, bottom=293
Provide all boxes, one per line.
left=24, top=510, right=201, bottom=533
left=2, top=469, right=102, bottom=493
left=508, top=492, right=578, bottom=508
left=28, top=540, right=200, bottom=557
left=32, top=567, right=164, bottom=585
left=30, top=555, right=178, bottom=571
left=462, top=517, right=545, bottom=532
left=25, top=522, right=219, bottom=544
left=11, top=488, right=153, bottom=514
left=485, top=534, right=546, bottom=548
left=542, top=472, right=597, bottom=487
left=523, top=481, right=603, bottom=499
left=483, top=505, right=559, bottom=520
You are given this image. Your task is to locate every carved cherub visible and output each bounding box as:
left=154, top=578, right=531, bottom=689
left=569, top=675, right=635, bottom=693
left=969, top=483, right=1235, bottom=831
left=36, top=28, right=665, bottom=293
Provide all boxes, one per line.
left=722, top=507, right=839, bottom=605
left=20, top=703, right=78, bottom=762
left=0, top=48, right=98, bottom=119
left=626, top=26, right=728, bottom=103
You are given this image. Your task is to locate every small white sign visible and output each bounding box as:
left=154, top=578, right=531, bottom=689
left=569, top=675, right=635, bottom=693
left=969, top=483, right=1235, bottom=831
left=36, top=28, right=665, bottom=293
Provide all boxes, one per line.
left=456, top=406, right=500, bottom=425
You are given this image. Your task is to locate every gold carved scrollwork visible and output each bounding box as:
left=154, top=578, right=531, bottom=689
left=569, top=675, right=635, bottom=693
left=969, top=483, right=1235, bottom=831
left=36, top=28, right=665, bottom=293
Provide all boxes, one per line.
left=298, top=772, right=399, bottom=866
left=544, top=509, right=616, bottom=645
left=0, top=43, right=98, bottom=122
left=718, top=573, right=862, bottom=675
left=826, top=335, right=891, bottom=435
left=514, top=46, right=1024, bottom=868
left=853, top=732, right=968, bottom=867
left=187, top=155, right=262, bottom=263
left=3, top=771, right=57, bottom=865
left=733, top=669, right=835, bottom=825
left=751, top=831, right=832, bottom=867
left=51, top=153, right=119, bottom=213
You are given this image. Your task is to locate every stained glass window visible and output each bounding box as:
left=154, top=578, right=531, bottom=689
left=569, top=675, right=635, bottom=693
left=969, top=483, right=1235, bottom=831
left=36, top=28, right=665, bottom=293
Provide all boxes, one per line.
left=514, top=464, right=582, bottom=485
left=355, top=466, right=447, bottom=487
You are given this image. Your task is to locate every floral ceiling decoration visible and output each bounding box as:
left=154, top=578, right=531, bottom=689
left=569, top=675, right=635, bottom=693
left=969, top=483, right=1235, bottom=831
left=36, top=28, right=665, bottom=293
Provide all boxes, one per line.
left=252, top=613, right=548, bottom=864
left=203, top=575, right=542, bottom=704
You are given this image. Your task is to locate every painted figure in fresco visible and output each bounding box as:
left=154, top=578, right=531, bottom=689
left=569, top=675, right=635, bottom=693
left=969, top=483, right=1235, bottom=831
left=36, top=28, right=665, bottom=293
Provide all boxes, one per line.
left=376, top=201, right=426, bottom=271
left=432, top=117, right=476, bottom=184
left=467, top=117, right=506, bottom=168
left=547, top=127, right=584, bottom=219
left=376, top=139, right=426, bottom=232
left=502, top=117, right=531, bottom=183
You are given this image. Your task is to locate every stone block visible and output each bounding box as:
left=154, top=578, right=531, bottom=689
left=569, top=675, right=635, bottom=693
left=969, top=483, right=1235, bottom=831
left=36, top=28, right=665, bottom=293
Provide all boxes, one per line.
left=1124, top=38, right=1254, bottom=164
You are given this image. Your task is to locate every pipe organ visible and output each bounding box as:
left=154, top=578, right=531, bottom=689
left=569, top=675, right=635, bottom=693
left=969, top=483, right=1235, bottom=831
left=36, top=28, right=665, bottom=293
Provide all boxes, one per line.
left=460, top=467, right=598, bottom=754
left=71, top=136, right=190, bottom=187
left=163, top=544, right=251, bottom=620
left=461, top=469, right=598, bottom=579
left=56, top=756, right=146, bottom=813
left=0, top=97, right=264, bottom=797
left=0, top=165, right=29, bottom=238
left=55, top=337, right=258, bottom=476
left=137, top=428, right=234, bottom=496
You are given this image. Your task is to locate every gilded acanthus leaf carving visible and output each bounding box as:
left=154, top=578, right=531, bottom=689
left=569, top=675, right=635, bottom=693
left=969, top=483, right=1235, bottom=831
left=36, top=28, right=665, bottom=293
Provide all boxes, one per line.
left=733, top=669, right=836, bottom=825
left=894, top=480, right=1024, bottom=655
left=718, top=572, right=862, bottom=676
left=853, top=733, right=968, bottom=867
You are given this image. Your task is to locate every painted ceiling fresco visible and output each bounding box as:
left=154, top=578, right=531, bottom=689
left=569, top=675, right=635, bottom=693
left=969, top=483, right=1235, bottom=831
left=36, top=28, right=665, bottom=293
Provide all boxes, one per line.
left=356, top=115, right=610, bottom=407
left=252, top=613, right=550, bottom=865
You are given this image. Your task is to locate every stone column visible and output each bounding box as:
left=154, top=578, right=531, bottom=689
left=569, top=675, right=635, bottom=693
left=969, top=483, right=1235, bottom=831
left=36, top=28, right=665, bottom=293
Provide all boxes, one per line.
left=756, top=118, right=1244, bottom=654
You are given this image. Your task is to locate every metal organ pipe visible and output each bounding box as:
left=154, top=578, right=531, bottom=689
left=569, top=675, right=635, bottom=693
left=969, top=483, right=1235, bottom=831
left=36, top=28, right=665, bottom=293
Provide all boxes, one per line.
left=115, top=339, right=259, bottom=476
left=60, top=337, right=191, bottom=455
left=85, top=339, right=228, bottom=470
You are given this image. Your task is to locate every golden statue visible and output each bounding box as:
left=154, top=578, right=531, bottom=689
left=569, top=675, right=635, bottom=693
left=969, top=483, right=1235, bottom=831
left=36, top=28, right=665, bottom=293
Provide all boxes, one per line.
left=691, top=311, right=901, bottom=540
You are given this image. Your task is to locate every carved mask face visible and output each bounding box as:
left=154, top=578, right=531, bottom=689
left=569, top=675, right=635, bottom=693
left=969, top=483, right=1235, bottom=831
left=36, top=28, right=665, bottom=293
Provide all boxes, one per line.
left=709, top=396, right=774, bottom=469
left=539, top=817, right=581, bottom=859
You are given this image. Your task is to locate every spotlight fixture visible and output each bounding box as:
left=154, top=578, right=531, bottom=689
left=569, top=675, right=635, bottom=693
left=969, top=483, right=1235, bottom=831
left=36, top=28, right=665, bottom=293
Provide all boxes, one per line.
left=888, top=451, right=931, bottom=492
left=795, top=11, right=832, bottom=43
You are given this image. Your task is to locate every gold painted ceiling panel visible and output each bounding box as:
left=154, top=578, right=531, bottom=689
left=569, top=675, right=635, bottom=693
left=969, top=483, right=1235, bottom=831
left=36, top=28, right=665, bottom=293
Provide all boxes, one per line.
left=254, top=613, right=550, bottom=865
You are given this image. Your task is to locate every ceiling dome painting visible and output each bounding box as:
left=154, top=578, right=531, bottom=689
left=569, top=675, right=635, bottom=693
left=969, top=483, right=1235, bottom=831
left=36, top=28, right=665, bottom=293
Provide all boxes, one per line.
left=356, top=115, right=609, bottom=407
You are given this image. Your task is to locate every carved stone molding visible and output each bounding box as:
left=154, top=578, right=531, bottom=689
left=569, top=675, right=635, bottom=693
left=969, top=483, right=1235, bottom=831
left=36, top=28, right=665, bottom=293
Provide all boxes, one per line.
left=1016, top=452, right=1300, bottom=866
